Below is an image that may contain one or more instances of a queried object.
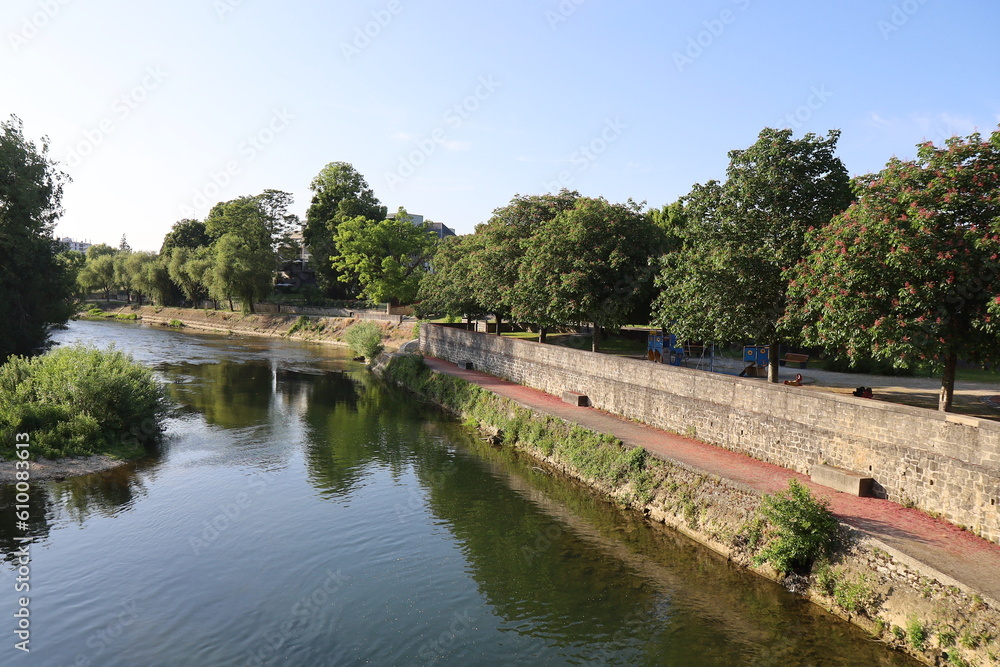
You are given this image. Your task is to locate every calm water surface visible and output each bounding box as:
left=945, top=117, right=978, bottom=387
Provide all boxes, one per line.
left=0, top=320, right=919, bottom=665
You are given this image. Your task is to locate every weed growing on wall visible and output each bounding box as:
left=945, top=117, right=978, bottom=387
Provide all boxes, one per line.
left=753, top=479, right=839, bottom=574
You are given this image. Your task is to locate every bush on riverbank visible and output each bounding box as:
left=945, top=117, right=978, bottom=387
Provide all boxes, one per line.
left=0, top=345, right=168, bottom=460
left=344, top=321, right=384, bottom=360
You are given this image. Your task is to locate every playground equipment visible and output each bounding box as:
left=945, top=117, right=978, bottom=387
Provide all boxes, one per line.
left=647, top=332, right=683, bottom=365
left=647, top=332, right=716, bottom=371
left=741, top=345, right=770, bottom=377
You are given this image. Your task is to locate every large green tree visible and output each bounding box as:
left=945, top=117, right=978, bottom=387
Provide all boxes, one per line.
left=333, top=209, right=436, bottom=305
left=415, top=234, right=486, bottom=322
left=0, top=116, right=73, bottom=361
left=786, top=129, right=1000, bottom=411
left=515, top=197, right=658, bottom=350
left=160, top=219, right=210, bottom=255
left=469, top=190, right=581, bottom=334
left=653, top=128, right=853, bottom=381
left=304, top=162, right=387, bottom=297
left=78, top=252, right=117, bottom=300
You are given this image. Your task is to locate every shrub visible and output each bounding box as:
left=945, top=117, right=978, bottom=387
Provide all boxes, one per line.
left=167, top=319, right=184, bottom=328
left=907, top=617, right=927, bottom=650
left=0, top=345, right=168, bottom=460
left=753, top=479, right=839, bottom=574
left=344, top=320, right=384, bottom=360
left=833, top=573, right=877, bottom=616
left=114, top=313, right=138, bottom=321
left=287, top=315, right=310, bottom=336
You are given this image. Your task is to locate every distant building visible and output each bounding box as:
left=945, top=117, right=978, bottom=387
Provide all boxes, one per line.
left=387, top=213, right=456, bottom=239
left=427, top=222, right=456, bottom=239
left=59, top=237, right=92, bottom=253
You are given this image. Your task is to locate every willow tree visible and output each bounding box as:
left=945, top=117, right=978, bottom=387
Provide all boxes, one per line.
left=653, top=128, right=852, bottom=382
left=786, top=129, right=1000, bottom=411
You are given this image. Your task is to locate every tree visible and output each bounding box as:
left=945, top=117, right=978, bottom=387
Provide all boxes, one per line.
left=204, top=196, right=270, bottom=250
left=211, top=233, right=274, bottom=313
left=256, top=189, right=299, bottom=254
left=78, top=253, right=117, bottom=300
left=160, top=219, right=210, bottom=255
left=333, top=209, right=436, bottom=305
left=469, top=190, right=581, bottom=335
left=304, top=162, right=387, bottom=296
left=786, top=129, right=1000, bottom=411
left=515, top=197, right=658, bottom=351
left=653, top=128, right=852, bottom=382
left=415, top=234, right=486, bottom=322
left=0, top=116, right=73, bottom=361
left=56, top=249, right=86, bottom=299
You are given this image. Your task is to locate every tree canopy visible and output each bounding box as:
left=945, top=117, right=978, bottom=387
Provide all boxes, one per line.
left=304, top=162, right=387, bottom=296
left=333, top=209, right=436, bottom=305
left=0, top=115, right=73, bottom=361
left=786, top=128, right=1000, bottom=411
left=653, top=128, right=853, bottom=381
left=513, top=196, right=658, bottom=350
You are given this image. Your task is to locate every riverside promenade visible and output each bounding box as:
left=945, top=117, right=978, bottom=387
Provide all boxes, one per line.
left=423, top=355, right=1000, bottom=605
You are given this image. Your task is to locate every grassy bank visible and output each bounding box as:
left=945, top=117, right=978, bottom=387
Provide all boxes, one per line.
left=0, top=345, right=168, bottom=461
left=378, top=353, right=1000, bottom=666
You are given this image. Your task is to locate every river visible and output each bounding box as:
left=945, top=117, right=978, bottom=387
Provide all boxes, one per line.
left=0, top=320, right=919, bottom=665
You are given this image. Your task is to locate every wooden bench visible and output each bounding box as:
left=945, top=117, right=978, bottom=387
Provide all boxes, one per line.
left=780, top=352, right=810, bottom=368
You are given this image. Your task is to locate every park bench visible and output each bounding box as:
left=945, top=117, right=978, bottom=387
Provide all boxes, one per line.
left=779, top=352, right=810, bottom=368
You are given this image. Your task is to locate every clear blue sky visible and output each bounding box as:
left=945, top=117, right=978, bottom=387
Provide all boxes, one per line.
left=4, top=0, right=999, bottom=251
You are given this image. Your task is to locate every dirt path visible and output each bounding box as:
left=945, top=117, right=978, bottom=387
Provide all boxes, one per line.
left=423, top=355, right=1000, bottom=606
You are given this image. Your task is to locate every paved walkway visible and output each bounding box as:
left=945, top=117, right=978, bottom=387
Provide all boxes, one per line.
left=423, top=356, right=1000, bottom=604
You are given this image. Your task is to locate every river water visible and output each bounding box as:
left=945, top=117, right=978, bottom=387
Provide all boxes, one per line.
left=0, top=320, right=918, bottom=665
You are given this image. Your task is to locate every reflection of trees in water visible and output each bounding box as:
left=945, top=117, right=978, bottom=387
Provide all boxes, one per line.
left=49, top=462, right=153, bottom=524
left=302, top=371, right=462, bottom=500
left=417, top=439, right=917, bottom=665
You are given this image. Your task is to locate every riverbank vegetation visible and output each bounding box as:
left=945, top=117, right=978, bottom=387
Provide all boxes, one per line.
left=379, top=353, right=1000, bottom=666
left=0, top=345, right=168, bottom=460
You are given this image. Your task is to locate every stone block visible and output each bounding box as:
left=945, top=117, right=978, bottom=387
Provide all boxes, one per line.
left=562, top=390, right=589, bottom=407
left=457, top=360, right=474, bottom=370
left=811, top=463, right=875, bottom=497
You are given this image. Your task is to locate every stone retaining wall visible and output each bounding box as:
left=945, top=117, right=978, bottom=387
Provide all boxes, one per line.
left=420, top=325, right=1000, bottom=545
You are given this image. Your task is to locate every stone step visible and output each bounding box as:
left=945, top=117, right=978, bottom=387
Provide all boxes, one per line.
left=811, top=463, right=874, bottom=497
left=562, top=390, right=589, bottom=407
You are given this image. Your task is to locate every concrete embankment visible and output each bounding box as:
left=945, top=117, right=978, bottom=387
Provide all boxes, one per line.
left=79, top=304, right=415, bottom=349
left=375, top=352, right=1000, bottom=667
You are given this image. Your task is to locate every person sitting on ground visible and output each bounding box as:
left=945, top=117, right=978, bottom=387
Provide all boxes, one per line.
left=783, top=373, right=803, bottom=386
left=852, top=386, right=874, bottom=398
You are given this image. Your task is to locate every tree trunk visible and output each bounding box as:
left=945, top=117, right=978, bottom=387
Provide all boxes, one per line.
left=592, top=324, right=601, bottom=353
left=539, top=327, right=547, bottom=344
left=939, top=351, right=958, bottom=412
left=228, top=297, right=234, bottom=312
left=495, top=315, right=503, bottom=336
left=767, top=339, right=780, bottom=383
